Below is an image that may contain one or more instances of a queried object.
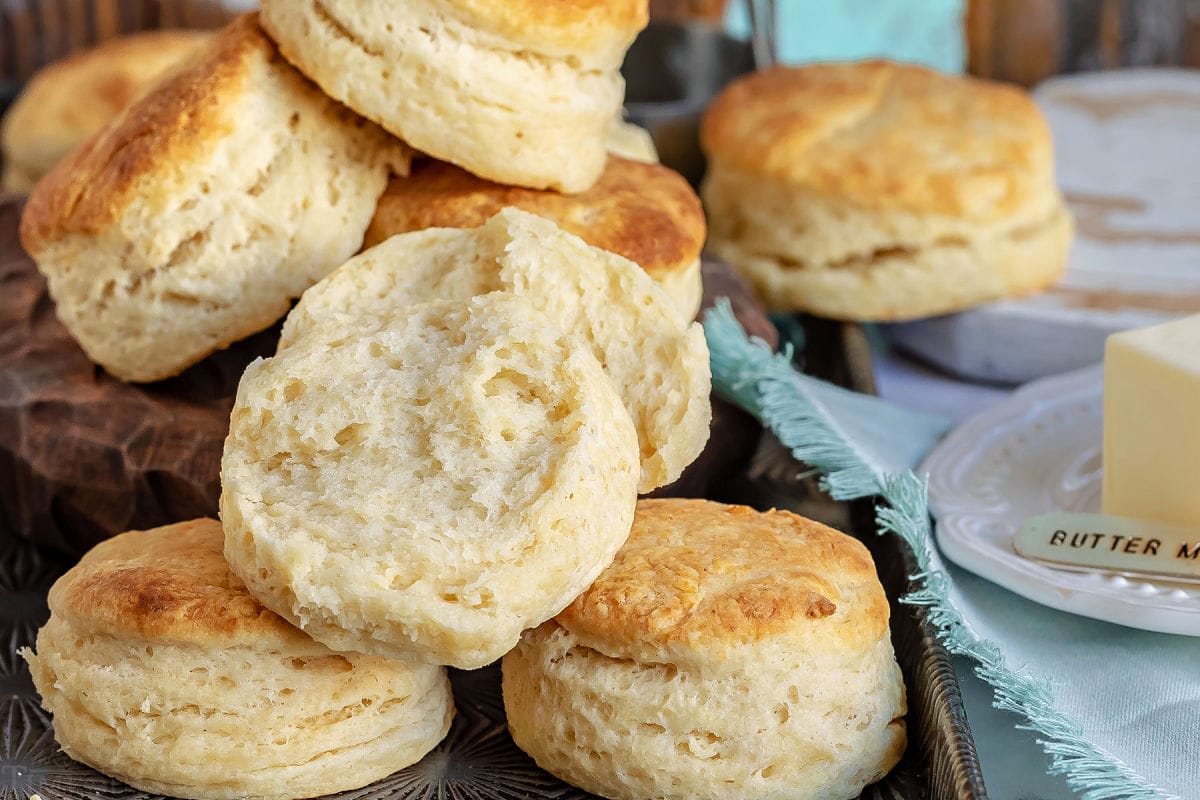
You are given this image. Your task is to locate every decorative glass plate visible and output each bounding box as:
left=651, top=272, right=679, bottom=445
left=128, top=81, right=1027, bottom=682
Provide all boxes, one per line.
left=922, top=364, right=1200, bottom=636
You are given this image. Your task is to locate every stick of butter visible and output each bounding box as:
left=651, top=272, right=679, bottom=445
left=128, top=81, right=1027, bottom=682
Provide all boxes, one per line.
left=1103, top=314, right=1200, bottom=528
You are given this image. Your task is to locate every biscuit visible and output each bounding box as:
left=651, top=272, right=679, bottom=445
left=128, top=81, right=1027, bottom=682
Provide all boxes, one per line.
left=23, top=519, right=452, bottom=800
left=221, top=294, right=641, bottom=669
left=701, top=61, right=1073, bottom=320
left=285, top=208, right=711, bottom=493
left=363, top=156, right=704, bottom=318
left=0, top=30, right=212, bottom=193
left=19, top=14, right=409, bottom=382
left=503, top=498, right=907, bottom=800
left=259, top=0, right=647, bottom=192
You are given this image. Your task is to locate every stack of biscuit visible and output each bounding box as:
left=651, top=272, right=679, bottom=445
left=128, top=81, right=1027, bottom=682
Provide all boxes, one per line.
left=18, top=6, right=906, bottom=800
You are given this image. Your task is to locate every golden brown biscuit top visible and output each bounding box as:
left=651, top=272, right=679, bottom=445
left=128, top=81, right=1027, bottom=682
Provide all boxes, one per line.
left=556, top=499, right=890, bottom=670
left=701, top=61, right=1055, bottom=221
left=47, top=519, right=309, bottom=647
left=367, top=156, right=705, bottom=279
left=442, top=0, right=648, bottom=61
left=21, top=14, right=288, bottom=253
left=0, top=30, right=212, bottom=176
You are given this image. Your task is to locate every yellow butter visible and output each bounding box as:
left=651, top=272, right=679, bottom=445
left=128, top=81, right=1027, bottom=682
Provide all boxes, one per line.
left=1103, top=314, right=1200, bottom=527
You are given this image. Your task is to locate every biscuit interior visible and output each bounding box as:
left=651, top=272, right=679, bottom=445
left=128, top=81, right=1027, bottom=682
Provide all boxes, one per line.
left=222, top=293, right=641, bottom=669
left=23, top=519, right=452, bottom=800
left=284, top=207, right=711, bottom=493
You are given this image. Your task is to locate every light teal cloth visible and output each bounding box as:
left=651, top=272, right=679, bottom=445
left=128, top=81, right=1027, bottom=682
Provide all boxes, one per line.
left=946, top=562, right=1198, bottom=800
left=704, top=304, right=1196, bottom=800
left=726, top=0, right=965, bottom=72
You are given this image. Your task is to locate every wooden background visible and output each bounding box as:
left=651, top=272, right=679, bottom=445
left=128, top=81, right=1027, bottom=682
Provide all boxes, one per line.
left=968, top=0, right=1200, bottom=86
left=1, top=0, right=233, bottom=88
left=5, top=1, right=1200, bottom=89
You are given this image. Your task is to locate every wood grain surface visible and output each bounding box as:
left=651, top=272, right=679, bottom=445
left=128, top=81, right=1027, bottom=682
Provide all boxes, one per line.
left=967, top=0, right=1200, bottom=86
left=0, top=195, right=773, bottom=555
left=1, top=1, right=234, bottom=86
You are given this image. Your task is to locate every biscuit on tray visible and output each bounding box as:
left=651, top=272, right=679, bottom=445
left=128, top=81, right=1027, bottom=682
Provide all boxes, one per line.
left=283, top=207, right=712, bottom=493
left=503, top=498, right=907, bottom=800
left=702, top=61, right=1074, bottom=321
left=259, top=0, right=648, bottom=191
left=19, top=14, right=408, bottom=382
left=23, top=519, right=452, bottom=800
left=222, top=293, right=641, bottom=669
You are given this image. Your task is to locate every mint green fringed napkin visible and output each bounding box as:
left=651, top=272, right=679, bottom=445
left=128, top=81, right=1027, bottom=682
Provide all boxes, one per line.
left=704, top=303, right=1193, bottom=800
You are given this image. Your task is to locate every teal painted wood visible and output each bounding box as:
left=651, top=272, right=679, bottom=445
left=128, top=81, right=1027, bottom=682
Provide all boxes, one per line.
left=726, top=0, right=966, bottom=73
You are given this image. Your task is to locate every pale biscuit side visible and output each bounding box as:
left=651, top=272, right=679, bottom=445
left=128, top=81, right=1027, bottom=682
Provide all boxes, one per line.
left=281, top=209, right=712, bottom=492
left=703, top=162, right=1067, bottom=271
left=504, top=622, right=905, bottom=800
left=22, top=520, right=451, bottom=800
left=259, top=0, right=624, bottom=191
left=708, top=202, right=1074, bottom=319
left=27, top=617, right=451, bottom=800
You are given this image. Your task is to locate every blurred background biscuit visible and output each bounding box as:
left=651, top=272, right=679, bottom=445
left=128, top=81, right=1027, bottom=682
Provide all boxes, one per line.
left=259, top=0, right=648, bottom=192
left=364, top=155, right=705, bottom=319
left=503, top=498, right=906, bottom=800
left=24, top=519, right=452, bottom=800
left=222, top=294, right=640, bottom=669
left=19, top=13, right=408, bottom=383
left=702, top=61, right=1073, bottom=321
left=0, top=30, right=212, bottom=193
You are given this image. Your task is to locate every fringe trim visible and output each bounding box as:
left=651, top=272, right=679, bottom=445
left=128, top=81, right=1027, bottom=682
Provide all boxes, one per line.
left=704, top=301, right=1174, bottom=800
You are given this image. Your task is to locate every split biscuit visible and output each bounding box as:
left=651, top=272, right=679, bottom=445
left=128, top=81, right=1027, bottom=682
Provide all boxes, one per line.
left=1, top=30, right=212, bottom=193
left=23, top=519, right=452, bottom=800
left=19, top=14, right=409, bottom=382
left=363, top=156, right=704, bottom=319
left=701, top=61, right=1073, bottom=320
left=284, top=208, right=711, bottom=493
left=503, top=498, right=907, bottom=800
left=222, top=294, right=641, bottom=669
left=258, top=0, right=648, bottom=191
